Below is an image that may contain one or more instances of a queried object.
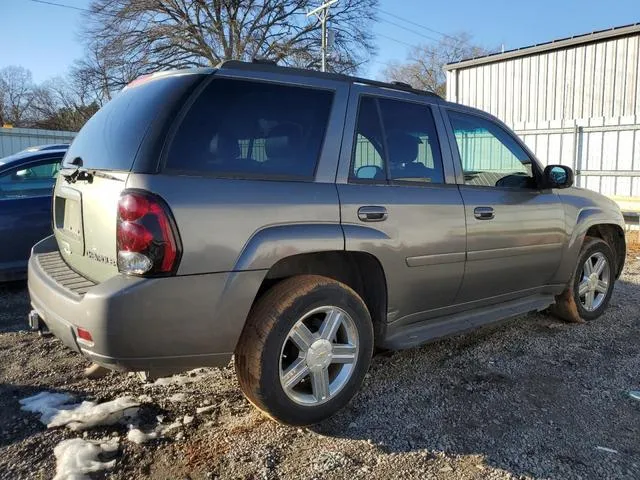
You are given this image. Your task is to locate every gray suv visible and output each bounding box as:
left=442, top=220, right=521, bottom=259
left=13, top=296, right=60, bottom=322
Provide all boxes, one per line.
left=28, top=61, right=626, bottom=425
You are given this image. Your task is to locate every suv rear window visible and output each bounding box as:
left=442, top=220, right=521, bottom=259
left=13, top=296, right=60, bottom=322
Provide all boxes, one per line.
left=165, top=78, right=334, bottom=179
left=64, top=74, right=201, bottom=171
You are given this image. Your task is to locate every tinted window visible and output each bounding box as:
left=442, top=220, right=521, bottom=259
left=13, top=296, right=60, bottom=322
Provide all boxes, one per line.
left=350, top=96, right=444, bottom=184
left=448, top=111, right=535, bottom=188
left=64, top=74, right=200, bottom=171
left=166, top=79, right=334, bottom=179
left=0, top=158, right=60, bottom=199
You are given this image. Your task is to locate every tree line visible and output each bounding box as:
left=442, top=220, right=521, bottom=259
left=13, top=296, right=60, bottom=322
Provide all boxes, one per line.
left=0, top=0, right=487, bottom=132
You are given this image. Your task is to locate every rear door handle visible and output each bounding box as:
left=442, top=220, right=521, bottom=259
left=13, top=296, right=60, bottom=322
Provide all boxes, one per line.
left=474, top=206, right=494, bottom=220
left=358, top=206, right=388, bottom=222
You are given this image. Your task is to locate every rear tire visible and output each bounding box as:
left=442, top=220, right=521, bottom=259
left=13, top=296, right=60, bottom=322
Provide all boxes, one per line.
left=235, top=275, right=374, bottom=426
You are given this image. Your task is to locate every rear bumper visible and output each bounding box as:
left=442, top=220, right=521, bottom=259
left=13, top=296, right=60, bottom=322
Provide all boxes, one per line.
left=28, top=236, right=266, bottom=373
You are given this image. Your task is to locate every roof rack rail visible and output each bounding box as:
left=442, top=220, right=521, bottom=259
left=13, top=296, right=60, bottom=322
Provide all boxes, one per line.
left=390, top=81, right=413, bottom=89
left=251, top=58, right=278, bottom=65
left=216, top=60, right=441, bottom=99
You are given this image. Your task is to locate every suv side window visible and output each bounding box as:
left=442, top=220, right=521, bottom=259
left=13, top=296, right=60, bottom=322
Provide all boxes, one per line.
left=0, top=159, right=61, bottom=199
left=448, top=110, right=536, bottom=189
left=350, top=96, right=444, bottom=184
left=166, top=78, right=334, bottom=179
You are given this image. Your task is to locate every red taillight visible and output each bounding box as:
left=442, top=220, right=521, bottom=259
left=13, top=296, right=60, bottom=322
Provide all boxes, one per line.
left=77, top=327, right=93, bottom=343
left=118, top=222, right=153, bottom=251
left=118, top=194, right=150, bottom=221
left=116, top=191, right=181, bottom=276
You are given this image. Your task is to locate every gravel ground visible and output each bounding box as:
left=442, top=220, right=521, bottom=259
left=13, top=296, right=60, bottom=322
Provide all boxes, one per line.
left=1, top=258, right=639, bottom=480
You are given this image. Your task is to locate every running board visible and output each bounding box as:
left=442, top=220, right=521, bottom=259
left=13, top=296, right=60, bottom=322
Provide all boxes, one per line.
left=382, top=294, right=554, bottom=350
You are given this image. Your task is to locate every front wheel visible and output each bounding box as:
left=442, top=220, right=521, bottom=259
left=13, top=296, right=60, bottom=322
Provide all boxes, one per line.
left=571, top=237, right=616, bottom=321
left=234, top=275, right=374, bottom=426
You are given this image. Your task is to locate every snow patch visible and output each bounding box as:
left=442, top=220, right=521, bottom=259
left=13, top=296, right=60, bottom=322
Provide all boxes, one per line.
left=168, top=393, right=187, bottom=403
left=145, top=368, right=214, bottom=387
left=53, top=438, right=118, bottom=480
left=196, top=405, right=216, bottom=414
left=161, top=420, right=183, bottom=434
left=20, top=393, right=139, bottom=431
left=19, top=392, right=75, bottom=425
left=183, top=415, right=194, bottom=425
left=126, top=427, right=159, bottom=445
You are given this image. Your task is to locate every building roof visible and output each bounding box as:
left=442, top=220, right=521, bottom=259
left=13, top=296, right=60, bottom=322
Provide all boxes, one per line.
left=444, top=22, right=640, bottom=70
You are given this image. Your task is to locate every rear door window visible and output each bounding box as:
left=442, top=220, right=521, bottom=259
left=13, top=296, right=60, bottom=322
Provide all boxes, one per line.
left=165, top=78, right=334, bottom=179
left=350, top=96, right=444, bottom=184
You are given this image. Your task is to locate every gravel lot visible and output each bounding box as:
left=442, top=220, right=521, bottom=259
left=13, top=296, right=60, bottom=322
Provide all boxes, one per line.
left=1, top=254, right=639, bottom=480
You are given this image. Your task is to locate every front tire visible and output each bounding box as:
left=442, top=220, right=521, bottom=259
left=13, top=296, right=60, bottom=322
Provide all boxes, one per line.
left=235, top=275, right=374, bottom=426
left=571, top=237, right=616, bottom=321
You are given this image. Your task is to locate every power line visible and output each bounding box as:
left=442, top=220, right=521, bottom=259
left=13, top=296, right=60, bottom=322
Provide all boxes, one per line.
left=378, top=18, right=442, bottom=43
left=28, top=0, right=91, bottom=13
left=378, top=8, right=458, bottom=41
left=377, top=33, right=417, bottom=49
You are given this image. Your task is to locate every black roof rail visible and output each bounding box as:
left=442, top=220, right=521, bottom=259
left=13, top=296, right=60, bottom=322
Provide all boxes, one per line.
left=390, top=81, right=413, bottom=89
left=216, top=60, right=441, bottom=99
left=251, top=58, right=278, bottom=65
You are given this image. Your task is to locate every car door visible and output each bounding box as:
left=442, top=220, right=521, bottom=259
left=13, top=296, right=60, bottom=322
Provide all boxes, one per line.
left=337, top=86, right=466, bottom=325
left=0, top=157, right=61, bottom=271
left=442, top=107, right=566, bottom=305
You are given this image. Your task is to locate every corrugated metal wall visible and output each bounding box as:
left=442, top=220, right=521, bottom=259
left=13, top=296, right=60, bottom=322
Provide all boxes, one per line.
left=446, top=31, right=640, bottom=199
left=0, top=127, right=76, bottom=157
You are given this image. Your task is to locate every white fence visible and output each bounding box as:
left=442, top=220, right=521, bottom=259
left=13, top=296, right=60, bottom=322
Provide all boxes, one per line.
left=513, top=115, right=640, bottom=197
left=0, top=127, right=76, bottom=157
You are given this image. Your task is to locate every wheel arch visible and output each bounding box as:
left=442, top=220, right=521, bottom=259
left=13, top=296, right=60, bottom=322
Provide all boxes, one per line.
left=584, top=223, right=626, bottom=278
left=255, top=250, right=389, bottom=346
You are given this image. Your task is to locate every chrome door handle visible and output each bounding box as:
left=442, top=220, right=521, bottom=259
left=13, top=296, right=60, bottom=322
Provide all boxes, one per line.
left=474, top=206, right=494, bottom=220
left=358, top=206, right=388, bottom=222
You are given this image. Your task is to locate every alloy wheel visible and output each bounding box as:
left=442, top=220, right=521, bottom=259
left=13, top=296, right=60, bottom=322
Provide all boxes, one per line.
left=577, top=252, right=610, bottom=311
left=279, top=306, right=359, bottom=406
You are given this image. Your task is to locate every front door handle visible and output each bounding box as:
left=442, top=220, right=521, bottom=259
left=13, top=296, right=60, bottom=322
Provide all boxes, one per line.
left=474, top=206, right=494, bottom=220
left=358, top=206, right=388, bottom=222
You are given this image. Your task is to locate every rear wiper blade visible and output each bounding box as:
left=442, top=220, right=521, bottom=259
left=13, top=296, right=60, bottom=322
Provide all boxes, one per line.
left=63, top=168, right=93, bottom=184
left=62, top=157, right=92, bottom=184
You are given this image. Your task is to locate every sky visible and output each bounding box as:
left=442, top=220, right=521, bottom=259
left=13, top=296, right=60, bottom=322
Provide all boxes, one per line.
left=0, top=0, right=638, bottom=84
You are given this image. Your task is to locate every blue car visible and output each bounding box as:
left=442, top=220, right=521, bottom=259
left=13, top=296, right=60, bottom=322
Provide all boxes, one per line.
left=0, top=145, right=68, bottom=281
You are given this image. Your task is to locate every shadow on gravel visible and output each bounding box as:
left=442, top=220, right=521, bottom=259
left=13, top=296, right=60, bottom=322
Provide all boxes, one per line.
left=310, top=278, right=640, bottom=479
left=0, top=383, right=87, bottom=449
left=0, top=281, right=29, bottom=333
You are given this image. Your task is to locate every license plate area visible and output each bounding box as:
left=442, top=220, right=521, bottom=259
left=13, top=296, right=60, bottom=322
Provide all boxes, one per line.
left=54, top=186, right=85, bottom=255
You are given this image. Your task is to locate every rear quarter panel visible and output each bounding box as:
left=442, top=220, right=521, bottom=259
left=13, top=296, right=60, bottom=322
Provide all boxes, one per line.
left=125, top=176, right=343, bottom=275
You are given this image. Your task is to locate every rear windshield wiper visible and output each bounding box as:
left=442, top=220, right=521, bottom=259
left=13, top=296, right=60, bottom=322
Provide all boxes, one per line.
left=62, top=157, right=94, bottom=184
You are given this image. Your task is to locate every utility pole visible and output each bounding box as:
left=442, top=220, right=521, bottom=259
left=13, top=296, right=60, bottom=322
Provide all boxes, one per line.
left=306, top=0, right=338, bottom=72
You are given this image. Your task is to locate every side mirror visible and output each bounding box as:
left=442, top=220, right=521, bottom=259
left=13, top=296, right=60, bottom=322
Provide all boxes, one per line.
left=544, top=165, right=573, bottom=189
left=356, top=165, right=382, bottom=180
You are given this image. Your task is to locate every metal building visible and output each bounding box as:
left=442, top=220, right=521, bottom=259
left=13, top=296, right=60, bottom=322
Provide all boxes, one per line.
left=445, top=23, right=640, bottom=206
left=0, top=127, right=76, bottom=157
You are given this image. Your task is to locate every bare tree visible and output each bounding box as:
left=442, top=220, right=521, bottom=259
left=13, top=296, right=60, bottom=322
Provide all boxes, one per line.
left=0, top=66, right=36, bottom=127
left=382, top=33, right=490, bottom=97
left=80, top=0, right=378, bottom=97
left=31, top=78, right=99, bottom=131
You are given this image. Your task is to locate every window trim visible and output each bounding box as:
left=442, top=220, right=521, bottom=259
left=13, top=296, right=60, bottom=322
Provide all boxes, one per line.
left=347, top=94, right=447, bottom=187
left=445, top=107, right=545, bottom=190
left=159, top=75, right=337, bottom=182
